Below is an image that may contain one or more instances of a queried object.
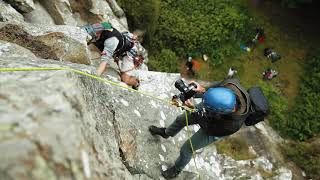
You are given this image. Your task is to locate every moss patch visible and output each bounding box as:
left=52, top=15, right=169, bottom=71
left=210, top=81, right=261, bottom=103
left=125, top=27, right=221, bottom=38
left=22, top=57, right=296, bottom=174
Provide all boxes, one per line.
left=258, top=168, right=274, bottom=178
left=215, top=137, right=256, bottom=160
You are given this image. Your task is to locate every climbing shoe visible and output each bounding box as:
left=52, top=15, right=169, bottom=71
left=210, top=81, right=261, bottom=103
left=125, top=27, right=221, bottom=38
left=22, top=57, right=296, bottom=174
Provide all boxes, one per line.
left=161, top=166, right=181, bottom=179
left=132, top=79, right=140, bottom=90
left=148, top=125, right=169, bottom=139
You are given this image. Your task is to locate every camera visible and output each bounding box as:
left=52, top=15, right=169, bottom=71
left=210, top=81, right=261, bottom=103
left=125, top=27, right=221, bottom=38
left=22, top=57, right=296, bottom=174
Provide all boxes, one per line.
left=173, top=79, right=197, bottom=102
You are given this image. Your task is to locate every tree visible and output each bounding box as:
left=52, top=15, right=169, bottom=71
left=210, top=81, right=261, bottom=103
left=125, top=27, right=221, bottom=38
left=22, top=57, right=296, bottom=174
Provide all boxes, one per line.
left=151, top=0, right=253, bottom=66
left=117, top=0, right=160, bottom=43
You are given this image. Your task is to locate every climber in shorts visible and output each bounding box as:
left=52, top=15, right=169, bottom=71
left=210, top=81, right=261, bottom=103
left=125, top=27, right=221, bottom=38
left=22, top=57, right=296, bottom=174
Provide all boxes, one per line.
left=82, top=22, right=138, bottom=77
left=118, top=43, right=148, bottom=90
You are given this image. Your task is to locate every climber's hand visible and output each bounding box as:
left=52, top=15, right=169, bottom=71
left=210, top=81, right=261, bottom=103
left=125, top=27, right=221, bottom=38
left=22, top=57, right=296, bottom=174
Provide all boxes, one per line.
left=189, top=81, right=206, bottom=93
left=184, top=99, right=195, bottom=109
left=171, top=96, right=182, bottom=107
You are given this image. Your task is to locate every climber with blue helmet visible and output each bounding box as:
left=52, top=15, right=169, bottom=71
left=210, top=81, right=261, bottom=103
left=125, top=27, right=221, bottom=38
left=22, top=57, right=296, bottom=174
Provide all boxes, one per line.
left=203, top=87, right=237, bottom=113
left=149, top=78, right=251, bottom=179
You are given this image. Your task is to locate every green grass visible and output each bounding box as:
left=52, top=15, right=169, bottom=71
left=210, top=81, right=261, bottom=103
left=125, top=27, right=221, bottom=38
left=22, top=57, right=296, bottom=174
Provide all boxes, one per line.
left=181, top=0, right=314, bottom=107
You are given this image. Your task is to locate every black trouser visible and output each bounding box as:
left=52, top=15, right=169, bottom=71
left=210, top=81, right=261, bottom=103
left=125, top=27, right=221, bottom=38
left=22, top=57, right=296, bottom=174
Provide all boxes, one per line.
left=165, top=112, right=223, bottom=171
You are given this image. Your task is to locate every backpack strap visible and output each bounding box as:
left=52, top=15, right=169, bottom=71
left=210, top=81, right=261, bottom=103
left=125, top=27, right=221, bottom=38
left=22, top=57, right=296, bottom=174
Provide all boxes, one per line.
left=92, top=27, right=126, bottom=53
left=220, top=79, right=251, bottom=115
left=113, top=33, right=133, bottom=58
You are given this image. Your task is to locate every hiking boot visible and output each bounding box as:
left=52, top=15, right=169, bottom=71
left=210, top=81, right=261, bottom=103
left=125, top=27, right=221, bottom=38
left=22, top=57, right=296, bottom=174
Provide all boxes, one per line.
left=148, top=125, right=169, bottom=139
left=161, top=166, right=181, bottom=179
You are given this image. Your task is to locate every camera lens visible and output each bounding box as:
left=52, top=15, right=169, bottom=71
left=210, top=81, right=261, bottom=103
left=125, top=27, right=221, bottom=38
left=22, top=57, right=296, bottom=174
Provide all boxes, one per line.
left=173, top=79, right=198, bottom=102
left=174, top=79, right=187, bottom=93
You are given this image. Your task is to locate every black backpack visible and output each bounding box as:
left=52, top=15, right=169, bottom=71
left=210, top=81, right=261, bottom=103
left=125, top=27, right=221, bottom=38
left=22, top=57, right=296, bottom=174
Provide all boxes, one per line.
left=245, top=87, right=270, bottom=126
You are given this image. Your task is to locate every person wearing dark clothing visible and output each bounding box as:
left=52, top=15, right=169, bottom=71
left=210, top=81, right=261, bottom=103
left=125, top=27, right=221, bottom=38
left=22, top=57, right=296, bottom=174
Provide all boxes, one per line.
left=185, top=56, right=195, bottom=76
left=149, top=79, right=251, bottom=179
left=253, top=27, right=265, bottom=44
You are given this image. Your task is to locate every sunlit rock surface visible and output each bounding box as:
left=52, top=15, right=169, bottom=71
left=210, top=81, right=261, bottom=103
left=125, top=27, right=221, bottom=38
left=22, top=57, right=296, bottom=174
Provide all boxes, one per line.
left=0, top=1, right=24, bottom=22
left=23, top=1, right=55, bottom=25
left=0, top=22, right=91, bottom=65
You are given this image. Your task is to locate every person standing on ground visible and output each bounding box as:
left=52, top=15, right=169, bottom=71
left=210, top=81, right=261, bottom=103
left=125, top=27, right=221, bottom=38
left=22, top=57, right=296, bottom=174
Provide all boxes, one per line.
left=185, top=55, right=195, bottom=76
left=227, top=67, right=237, bottom=79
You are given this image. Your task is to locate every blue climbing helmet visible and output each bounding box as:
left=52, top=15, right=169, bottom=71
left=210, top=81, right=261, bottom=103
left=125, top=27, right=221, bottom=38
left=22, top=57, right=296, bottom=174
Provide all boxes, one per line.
left=203, top=87, right=236, bottom=114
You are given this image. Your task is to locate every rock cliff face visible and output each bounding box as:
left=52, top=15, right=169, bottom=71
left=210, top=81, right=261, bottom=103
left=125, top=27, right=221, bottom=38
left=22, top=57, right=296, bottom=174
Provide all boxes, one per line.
left=0, top=46, right=295, bottom=180
left=0, top=0, right=303, bottom=180
left=0, top=22, right=91, bottom=64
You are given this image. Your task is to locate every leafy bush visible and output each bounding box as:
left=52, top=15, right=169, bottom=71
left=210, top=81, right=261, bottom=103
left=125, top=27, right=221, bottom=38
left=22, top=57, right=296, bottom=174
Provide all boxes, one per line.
left=119, top=0, right=254, bottom=70
left=148, top=49, right=180, bottom=73
left=216, top=137, right=256, bottom=160
left=287, top=55, right=320, bottom=140
left=257, top=77, right=319, bottom=178
left=151, top=0, right=254, bottom=66
left=283, top=140, right=320, bottom=179
left=117, top=0, right=160, bottom=42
